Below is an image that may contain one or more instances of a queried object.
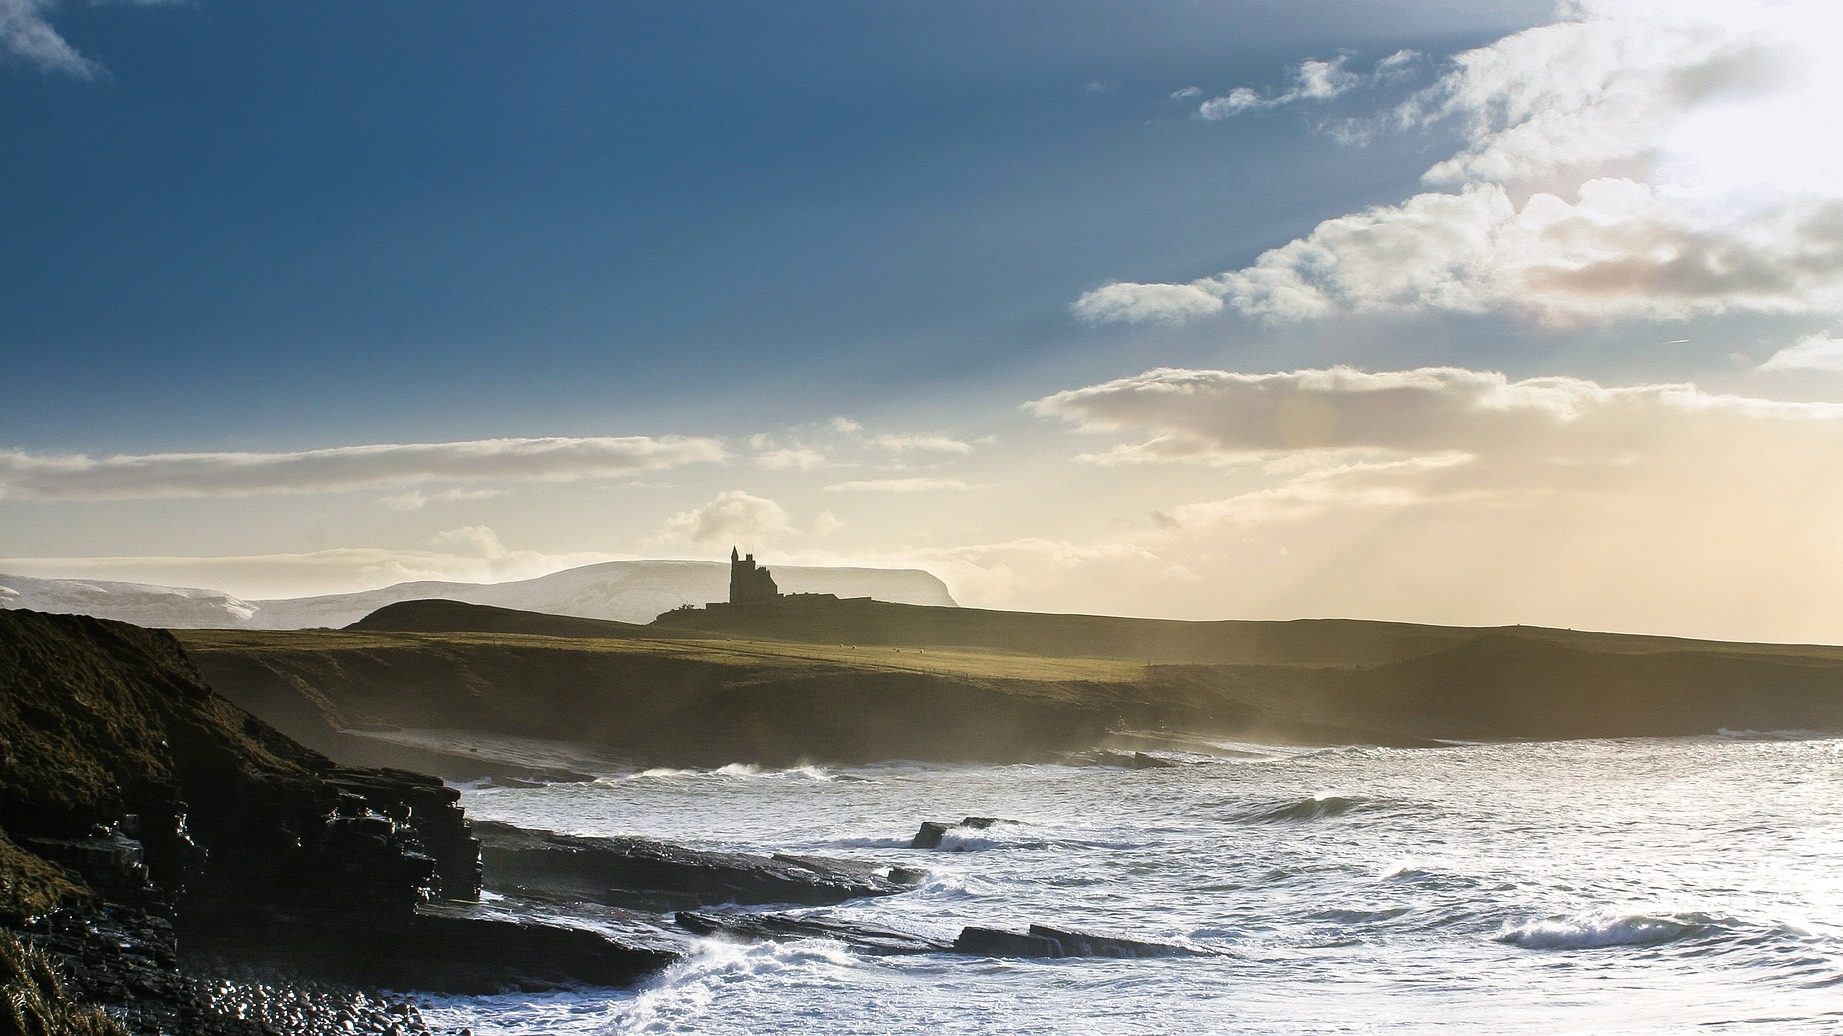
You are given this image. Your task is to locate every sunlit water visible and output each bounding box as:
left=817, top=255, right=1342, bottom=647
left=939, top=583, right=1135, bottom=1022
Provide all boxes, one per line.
left=422, top=736, right=1843, bottom=1034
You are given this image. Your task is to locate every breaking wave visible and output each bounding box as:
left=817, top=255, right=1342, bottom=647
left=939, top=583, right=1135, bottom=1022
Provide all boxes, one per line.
left=1239, top=793, right=1376, bottom=823
left=620, top=764, right=852, bottom=783
left=1495, top=910, right=1734, bottom=950
left=613, top=939, right=858, bottom=1034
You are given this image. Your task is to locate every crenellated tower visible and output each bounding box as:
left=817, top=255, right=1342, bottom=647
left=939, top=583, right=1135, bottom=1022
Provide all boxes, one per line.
left=728, top=546, right=781, bottom=604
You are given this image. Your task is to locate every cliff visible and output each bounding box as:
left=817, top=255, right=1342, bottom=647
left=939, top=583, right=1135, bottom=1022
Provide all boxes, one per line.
left=649, top=596, right=1843, bottom=666
left=0, top=608, right=672, bottom=1032
left=170, top=600, right=1843, bottom=776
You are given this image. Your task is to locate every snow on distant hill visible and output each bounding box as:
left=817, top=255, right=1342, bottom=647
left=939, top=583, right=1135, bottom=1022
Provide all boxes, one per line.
left=0, top=560, right=958, bottom=629
left=0, top=573, right=262, bottom=627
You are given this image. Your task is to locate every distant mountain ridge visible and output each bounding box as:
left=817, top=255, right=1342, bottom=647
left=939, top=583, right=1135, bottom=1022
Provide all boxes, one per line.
left=0, top=560, right=958, bottom=629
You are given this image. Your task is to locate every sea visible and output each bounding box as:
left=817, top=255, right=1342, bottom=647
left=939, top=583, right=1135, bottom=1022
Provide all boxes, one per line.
left=421, top=735, right=1843, bottom=1034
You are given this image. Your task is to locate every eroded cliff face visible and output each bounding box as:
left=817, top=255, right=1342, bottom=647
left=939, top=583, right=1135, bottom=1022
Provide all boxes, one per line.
left=0, top=608, right=481, bottom=925
left=0, top=609, right=672, bottom=1031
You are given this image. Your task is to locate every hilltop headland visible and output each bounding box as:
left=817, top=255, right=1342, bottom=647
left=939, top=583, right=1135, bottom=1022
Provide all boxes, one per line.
left=172, top=597, right=1843, bottom=780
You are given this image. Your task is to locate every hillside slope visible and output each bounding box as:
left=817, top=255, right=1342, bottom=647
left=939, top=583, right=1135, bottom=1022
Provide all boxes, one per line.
left=650, top=597, right=1843, bottom=665
left=181, top=601, right=1843, bottom=773
left=181, top=621, right=1136, bottom=769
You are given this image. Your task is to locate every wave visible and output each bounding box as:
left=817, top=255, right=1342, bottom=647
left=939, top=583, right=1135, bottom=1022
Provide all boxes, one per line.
left=1714, top=728, right=1836, bottom=742
left=613, top=938, right=859, bottom=1033
left=1495, top=909, right=1733, bottom=950
left=810, top=835, right=914, bottom=850
left=616, top=763, right=856, bottom=783
left=1238, top=793, right=1375, bottom=823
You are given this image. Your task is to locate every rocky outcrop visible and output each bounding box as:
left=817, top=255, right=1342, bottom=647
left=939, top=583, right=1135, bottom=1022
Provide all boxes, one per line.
left=952, top=924, right=1211, bottom=959
left=1076, top=750, right=1178, bottom=770
left=669, top=910, right=1205, bottom=961
left=476, top=821, right=922, bottom=911
left=674, top=911, right=951, bottom=955
left=910, top=816, right=1016, bottom=849
left=0, top=609, right=674, bottom=1032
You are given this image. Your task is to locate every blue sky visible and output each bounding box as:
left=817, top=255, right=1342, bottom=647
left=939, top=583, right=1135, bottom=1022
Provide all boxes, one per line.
left=7, top=0, right=1843, bottom=642
left=3, top=0, right=1546, bottom=447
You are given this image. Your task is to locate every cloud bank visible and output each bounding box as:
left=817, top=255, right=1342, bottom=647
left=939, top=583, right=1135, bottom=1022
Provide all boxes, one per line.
left=0, top=436, right=728, bottom=500
left=657, top=490, right=795, bottom=545
left=1079, top=0, right=1843, bottom=328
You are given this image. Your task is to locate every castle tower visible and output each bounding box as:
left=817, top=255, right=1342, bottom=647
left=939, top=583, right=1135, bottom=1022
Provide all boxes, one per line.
left=729, top=546, right=780, bottom=604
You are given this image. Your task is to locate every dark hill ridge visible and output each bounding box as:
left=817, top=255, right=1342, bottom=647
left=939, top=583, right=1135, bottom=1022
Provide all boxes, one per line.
left=649, top=595, right=1843, bottom=665
left=348, top=598, right=678, bottom=640
left=177, top=600, right=1843, bottom=775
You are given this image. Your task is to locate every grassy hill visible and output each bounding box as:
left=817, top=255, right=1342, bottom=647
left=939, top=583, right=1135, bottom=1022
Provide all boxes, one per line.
left=180, top=610, right=1144, bottom=770
left=650, top=596, right=1843, bottom=666
left=172, top=599, right=1843, bottom=773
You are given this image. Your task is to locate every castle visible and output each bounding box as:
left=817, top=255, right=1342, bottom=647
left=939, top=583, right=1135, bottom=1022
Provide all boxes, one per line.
left=715, top=548, right=853, bottom=609
left=728, top=547, right=781, bottom=604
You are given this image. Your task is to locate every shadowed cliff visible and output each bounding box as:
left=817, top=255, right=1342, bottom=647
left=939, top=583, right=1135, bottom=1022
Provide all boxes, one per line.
left=177, top=599, right=1843, bottom=775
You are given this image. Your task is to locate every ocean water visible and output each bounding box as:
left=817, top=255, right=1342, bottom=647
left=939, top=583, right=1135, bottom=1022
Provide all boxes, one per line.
left=423, top=736, right=1843, bottom=1034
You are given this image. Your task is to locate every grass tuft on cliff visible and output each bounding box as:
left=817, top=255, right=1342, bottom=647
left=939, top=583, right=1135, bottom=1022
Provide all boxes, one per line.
left=0, top=830, right=87, bottom=922
left=0, top=931, right=127, bottom=1036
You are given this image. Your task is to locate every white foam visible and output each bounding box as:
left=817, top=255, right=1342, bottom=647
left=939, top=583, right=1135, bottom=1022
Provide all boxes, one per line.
left=624, top=763, right=841, bottom=782
left=612, top=938, right=859, bottom=1033
left=1497, top=909, right=1718, bottom=950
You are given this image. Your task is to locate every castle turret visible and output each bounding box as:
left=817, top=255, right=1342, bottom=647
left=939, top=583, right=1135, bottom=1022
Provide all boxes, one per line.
left=729, top=546, right=780, bottom=604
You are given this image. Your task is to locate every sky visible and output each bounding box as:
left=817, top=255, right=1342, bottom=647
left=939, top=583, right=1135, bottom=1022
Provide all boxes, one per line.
left=6, top=0, right=1843, bottom=643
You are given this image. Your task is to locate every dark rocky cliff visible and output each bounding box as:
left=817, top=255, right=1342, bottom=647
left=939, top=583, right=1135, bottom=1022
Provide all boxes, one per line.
left=0, top=609, right=671, bottom=1032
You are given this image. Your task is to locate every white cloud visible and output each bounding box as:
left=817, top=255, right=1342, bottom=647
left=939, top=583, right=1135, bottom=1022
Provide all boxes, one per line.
left=1, top=0, right=97, bottom=78
left=1375, top=49, right=1421, bottom=77
left=1759, top=332, right=1843, bottom=372
left=1197, top=87, right=1264, bottom=120
left=0, top=435, right=727, bottom=500
left=1211, top=180, right=1843, bottom=324
left=656, top=490, right=795, bottom=545
left=866, top=434, right=974, bottom=455
left=1197, top=55, right=1359, bottom=119
left=1070, top=281, right=1225, bottom=323
left=1029, top=365, right=1843, bottom=465
left=754, top=447, right=828, bottom=471
left=1, top=0, right=181, bottom=79
left=1090, top=1, right=1843, bottom=328
left=1403, top=1, right=1795, bottom=188
left=828, top=417, right=863, bottom=434
left=823, top=478, right=972, bottom=494
left=430, top=524, right=509, bottom=558
left=1080, top=177, right=1843, bottom=327
left=1170, top=86, right=1203, bottom=101
left=379, top=488, right=510, bottom=511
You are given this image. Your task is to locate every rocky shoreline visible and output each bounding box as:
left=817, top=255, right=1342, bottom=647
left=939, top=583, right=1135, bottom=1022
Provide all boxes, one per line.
left=5, top=608, right=1195, bottom=1034
left=0, top=609, right=684, bottom=1033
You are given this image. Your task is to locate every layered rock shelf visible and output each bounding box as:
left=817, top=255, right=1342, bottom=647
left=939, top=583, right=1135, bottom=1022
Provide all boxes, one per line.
left=475, top=821, right=925, bottom=911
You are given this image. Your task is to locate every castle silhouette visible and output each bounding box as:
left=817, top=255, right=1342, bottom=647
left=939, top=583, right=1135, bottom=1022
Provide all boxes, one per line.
left=716, top=548, right=851, bottom=608
left=729, top=547, right=781, bottom=604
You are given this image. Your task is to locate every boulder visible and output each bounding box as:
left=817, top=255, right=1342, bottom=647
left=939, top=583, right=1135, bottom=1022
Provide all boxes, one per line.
left=952, top=926, right=1065, bottom=958
left=952, top=923, right=1211, bottom=959
left=674, top=910, right=951, bottom=955
left=1080, top=750, right=1178, bottom=770
left=909, top=816, right=1016, bottom=849
left=476, top=821, right=919, bottom=910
